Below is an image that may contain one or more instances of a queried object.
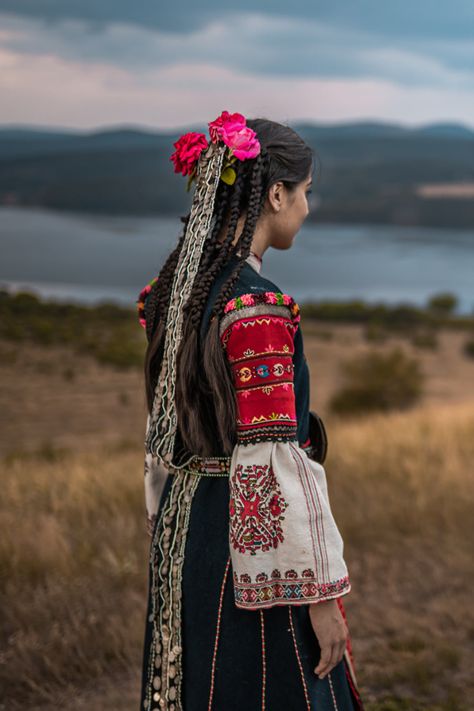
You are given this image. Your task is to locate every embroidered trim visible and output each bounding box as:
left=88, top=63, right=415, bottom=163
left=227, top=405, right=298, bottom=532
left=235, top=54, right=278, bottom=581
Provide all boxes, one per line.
left=288, top=607, right=311, bottom=711
left=208, top=555, right=231, bottom=711
left=224, top=291, right=299, bottom=317
left=229, top=462, right=289, bottom=555
left=328, top=672, right=339, bottom=711
left=137, top=275, right=159, bottom=329
left=260, top=610, right=266, bottom=711
left=233, top=571, right=351, bottom=609
left=220, top=306, right=298, bottom=343
left=142, top=470, right=199, bottom=711
left=231, top=344, right=292, bottom=365
left=237, top=425, right=298, bottom=445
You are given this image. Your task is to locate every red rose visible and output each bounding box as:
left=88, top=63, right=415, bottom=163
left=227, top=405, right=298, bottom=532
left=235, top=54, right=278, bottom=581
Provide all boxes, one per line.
left=170, top=131, right=209, bottom=176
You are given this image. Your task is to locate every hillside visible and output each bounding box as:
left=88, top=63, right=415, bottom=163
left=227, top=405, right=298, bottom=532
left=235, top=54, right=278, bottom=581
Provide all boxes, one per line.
left=0, top=121, right=473, bottom=227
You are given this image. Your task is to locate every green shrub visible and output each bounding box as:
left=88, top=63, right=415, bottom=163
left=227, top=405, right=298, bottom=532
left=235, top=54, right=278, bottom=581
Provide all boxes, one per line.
left=329, top=346, right=424, bottom=415
left=427, top=292, right=458, bottom=315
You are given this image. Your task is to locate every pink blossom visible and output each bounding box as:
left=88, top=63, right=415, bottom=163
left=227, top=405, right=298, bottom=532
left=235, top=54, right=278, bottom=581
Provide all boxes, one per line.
left=224, top=298, right=237, bottom=313
left=240, top=293, right=254, bottom=306
left=282, top=294, right=292, bottom=305
left=265, top=292, right=278, bottom=304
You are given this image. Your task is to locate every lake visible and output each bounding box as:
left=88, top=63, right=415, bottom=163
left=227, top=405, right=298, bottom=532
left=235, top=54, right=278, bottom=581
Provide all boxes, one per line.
left=1, top=206, right=473, bottom=314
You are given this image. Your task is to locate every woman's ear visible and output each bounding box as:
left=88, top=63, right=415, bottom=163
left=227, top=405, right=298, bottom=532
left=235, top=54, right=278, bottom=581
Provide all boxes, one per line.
left=267, top=181, right=284, bottom=213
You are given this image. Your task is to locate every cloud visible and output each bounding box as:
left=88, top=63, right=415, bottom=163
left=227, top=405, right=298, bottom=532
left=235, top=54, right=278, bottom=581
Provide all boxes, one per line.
left=0, top=4, right=473, bottom=129
left=0, top=0, right=473, bottom=41
left=0, top=12, right=472, bottom=90
left=1, top=47, right=473, bottom=131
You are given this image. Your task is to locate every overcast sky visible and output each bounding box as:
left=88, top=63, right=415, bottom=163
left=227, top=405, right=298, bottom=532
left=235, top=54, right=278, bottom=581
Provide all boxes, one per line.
left=0, top=1, right=473, bottom=130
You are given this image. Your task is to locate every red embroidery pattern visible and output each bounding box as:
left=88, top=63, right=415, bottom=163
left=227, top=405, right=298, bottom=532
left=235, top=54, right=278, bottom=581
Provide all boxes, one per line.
left=220, top=302, right=299, bottom=444
left=229, top=462, right=289, bottom=555
left=232, top=569, right=351, bottom=609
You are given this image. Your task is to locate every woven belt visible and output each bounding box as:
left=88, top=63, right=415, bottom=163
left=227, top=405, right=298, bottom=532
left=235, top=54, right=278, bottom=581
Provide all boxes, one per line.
left=170, top=454, right=231, bottom=477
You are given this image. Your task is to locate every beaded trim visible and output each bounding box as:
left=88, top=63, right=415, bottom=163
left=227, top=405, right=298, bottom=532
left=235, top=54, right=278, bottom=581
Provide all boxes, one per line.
left=169, top=455, right=231, bottom=477
left=137, top=275, right=159, bottom=330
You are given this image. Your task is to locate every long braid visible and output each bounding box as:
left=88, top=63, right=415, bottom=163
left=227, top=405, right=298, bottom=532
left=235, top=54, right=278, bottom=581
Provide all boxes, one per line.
left=183, top=165, right=247, bottom=331
left=212, top=154, right=264, bottom=318
left=145, top=118, right=313, bottom=458
left=175, top=155, right=265, bottom=456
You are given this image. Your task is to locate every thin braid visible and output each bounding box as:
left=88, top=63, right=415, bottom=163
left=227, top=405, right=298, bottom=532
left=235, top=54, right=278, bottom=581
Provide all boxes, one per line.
left=184, top=166, right=247, bottom=330
left=196, top=155, right=265, bottom=453
left=212, top=154, right=264, bottom=318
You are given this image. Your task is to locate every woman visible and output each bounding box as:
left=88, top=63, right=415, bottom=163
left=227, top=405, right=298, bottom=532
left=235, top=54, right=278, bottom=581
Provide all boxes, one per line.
left=137, top=111, right=365, bottom=710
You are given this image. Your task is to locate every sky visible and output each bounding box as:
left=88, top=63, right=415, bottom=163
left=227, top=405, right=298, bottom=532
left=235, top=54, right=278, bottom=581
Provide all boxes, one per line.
left=0, top=1, right=473, bottom=131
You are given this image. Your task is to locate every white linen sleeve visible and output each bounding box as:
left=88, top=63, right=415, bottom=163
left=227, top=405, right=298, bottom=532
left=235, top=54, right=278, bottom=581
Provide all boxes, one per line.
left=219, top=293, right=351, bottom=610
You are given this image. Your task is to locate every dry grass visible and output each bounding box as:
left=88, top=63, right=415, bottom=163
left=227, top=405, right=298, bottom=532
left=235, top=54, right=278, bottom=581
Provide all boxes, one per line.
left=327, top=401, right=474, bottom=709
left=1, top=326, right=474, bottom=709
left=0, top=443, right=149, bottom=709
left=1, top=402, right=473, bottom=709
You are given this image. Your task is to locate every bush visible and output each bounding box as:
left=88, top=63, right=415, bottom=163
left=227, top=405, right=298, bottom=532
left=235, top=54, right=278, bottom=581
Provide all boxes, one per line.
left=329, top=346, right=424, bottom=415
left=427, top=292, right=458, bottom=315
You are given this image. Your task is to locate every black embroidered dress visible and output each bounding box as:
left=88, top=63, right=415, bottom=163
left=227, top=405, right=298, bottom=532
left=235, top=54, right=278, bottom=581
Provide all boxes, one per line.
left=138, top=252, right=365, bottom=711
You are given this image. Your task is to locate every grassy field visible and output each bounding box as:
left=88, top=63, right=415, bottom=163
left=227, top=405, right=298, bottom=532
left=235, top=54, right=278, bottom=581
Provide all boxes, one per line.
left=1, top=311, right=473, bottom=709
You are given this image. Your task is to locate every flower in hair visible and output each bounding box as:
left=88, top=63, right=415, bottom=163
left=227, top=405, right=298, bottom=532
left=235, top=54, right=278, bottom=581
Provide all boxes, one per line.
left=169, top=110, right=261, bottom=190
left=208, top=111, right=260, bottom=161
left=170, top=132, right=209, bottom=190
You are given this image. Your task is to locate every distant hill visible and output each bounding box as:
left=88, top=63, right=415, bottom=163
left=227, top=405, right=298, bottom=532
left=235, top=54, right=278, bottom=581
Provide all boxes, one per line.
left=0, top=120, right=473, bottom=227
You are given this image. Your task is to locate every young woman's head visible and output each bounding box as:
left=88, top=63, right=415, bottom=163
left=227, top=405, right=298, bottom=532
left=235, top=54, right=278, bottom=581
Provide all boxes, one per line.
left=144, top=117, right=314, bottom=457
left=215, top=118, right=314, bottom=253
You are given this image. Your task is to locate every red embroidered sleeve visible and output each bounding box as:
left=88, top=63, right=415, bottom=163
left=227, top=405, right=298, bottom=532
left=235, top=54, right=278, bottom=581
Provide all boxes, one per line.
left=219, top=291, right=300, bottom=445
left=219, top=292, right=351, bottom=610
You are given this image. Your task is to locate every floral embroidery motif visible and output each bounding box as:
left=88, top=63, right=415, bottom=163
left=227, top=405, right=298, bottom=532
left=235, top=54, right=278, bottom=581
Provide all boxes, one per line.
left=235, top=362, right=293, bottom=383
left=229, top=462, right=289, bottom=555
left=223, top=291, right=300, bottom=325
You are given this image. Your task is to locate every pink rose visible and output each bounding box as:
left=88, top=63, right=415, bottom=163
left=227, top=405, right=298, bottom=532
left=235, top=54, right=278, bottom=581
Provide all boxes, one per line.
left=170, top=132, right=208, bottom=176
left=208, top=110, right=261, bottom=160
left=225, top=125, right=260, bottom=160
left=282, top=294, right=292, bottom=305
left=208, top=110, right=246, bottom=143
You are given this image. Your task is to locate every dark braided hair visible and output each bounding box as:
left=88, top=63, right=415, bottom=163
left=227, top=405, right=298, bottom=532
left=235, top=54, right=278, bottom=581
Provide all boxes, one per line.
left=144, top=118, right=314, bottom=457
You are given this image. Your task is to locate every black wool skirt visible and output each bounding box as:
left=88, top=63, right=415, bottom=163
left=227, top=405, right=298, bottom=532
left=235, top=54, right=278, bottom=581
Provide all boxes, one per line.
left=139, top=467, right=365, bottom=711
